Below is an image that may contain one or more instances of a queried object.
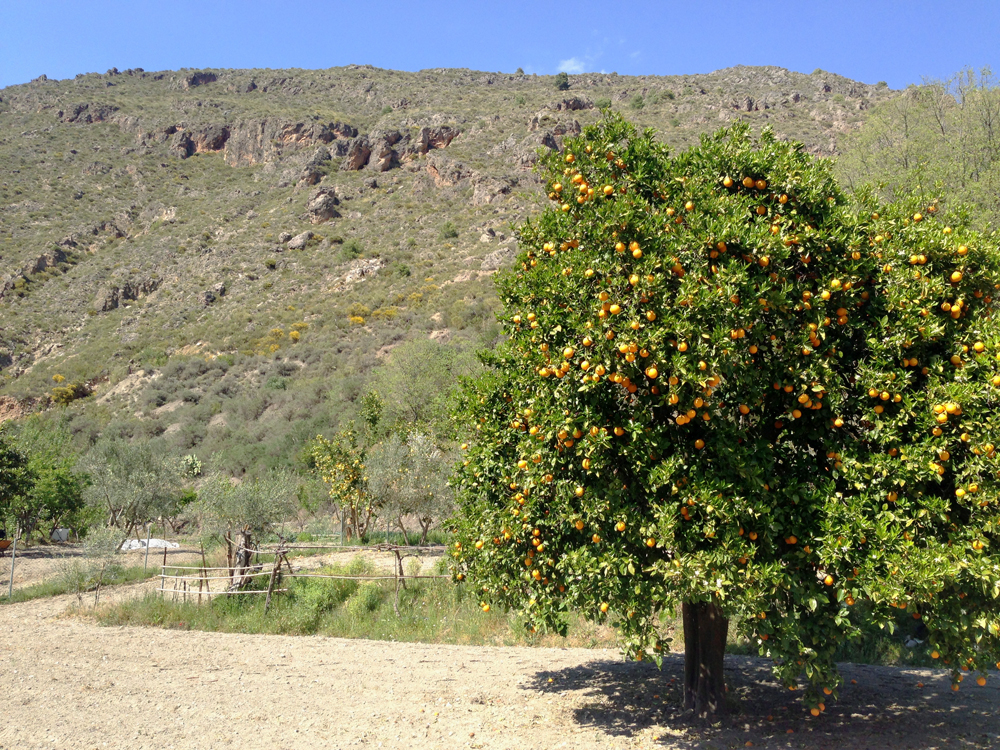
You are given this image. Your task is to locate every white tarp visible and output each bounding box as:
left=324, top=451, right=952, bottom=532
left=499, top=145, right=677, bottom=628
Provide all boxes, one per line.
left=120, top=538, right=180, bottom=551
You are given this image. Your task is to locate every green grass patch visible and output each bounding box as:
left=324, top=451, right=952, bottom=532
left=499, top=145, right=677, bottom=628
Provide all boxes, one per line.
left=97, top=555, right=616, bottom=648
left=3, top=563, right=159, bottom=605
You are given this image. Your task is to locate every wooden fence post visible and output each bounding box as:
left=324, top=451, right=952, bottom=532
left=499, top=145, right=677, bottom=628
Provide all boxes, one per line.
left=263, top=556, right=280, bottom=614
left=7, top=532, right=17, bottom=600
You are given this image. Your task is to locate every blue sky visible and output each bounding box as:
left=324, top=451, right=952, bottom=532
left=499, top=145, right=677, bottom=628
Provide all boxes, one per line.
left=1, top=1, right=998, bottom=90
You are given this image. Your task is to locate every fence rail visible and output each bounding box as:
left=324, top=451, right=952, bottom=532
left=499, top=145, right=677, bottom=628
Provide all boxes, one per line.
left=158, top=542, right=448, bottom=615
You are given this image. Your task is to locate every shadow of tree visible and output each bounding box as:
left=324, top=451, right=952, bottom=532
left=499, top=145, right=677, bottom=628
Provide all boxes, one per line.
left=527, top=653, right=1000, bottom=748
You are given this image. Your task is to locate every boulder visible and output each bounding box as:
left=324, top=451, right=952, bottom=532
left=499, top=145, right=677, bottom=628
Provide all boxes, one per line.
left=306, top=188, right=340, bottom=224
left=23, top=247, right=68, bottom=274
left=278, top=232, right=292, bottom=243
left=287, top=231, right=313, bottom=250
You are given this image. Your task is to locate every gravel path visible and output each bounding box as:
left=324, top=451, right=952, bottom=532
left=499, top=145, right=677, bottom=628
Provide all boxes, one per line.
left=2, top=587, right=999, bottom=749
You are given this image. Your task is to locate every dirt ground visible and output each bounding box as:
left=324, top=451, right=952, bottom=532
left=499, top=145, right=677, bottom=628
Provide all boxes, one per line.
left=2, top=552, right=1000, bottom=749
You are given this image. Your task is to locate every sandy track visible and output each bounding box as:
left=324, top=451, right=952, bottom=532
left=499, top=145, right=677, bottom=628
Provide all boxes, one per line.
left=2, top=590, right=1000, bottom=750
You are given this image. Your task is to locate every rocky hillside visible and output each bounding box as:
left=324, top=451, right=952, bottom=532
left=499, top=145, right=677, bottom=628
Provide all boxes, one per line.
left=0, top=64, right=894, bottom=471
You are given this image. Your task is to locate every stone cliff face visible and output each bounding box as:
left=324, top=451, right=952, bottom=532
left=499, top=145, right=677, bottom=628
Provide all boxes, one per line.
left=116, top=115, right=459, bottom=172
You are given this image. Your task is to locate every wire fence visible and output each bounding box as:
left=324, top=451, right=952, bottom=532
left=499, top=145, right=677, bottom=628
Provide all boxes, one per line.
left=159, top=542, right=451, bottom=614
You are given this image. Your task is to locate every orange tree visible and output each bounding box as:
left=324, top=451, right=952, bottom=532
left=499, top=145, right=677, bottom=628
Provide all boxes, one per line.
left=449, top=113, right=1000, bottom=716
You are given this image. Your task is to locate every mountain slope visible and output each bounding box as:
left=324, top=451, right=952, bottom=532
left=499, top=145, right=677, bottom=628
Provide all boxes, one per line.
left=0, top=64, right=894, bottom=471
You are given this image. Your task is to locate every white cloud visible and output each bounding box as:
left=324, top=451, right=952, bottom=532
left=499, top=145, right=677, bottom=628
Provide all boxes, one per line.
left=558, top=57, right=587, bottom=74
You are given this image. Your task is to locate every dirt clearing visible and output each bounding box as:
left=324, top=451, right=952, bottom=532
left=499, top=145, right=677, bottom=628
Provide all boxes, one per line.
left=2, top=588, right=999, bottom=750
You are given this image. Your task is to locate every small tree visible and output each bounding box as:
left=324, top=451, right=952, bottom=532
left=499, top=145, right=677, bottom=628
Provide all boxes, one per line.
left=81, top=438, right=182, bottom=539
left=450, top=114, right=1000, bottom=716
left=554, top=72, right=570, bottom=91
left=307, top=429, right=374, bottom=540
left=4, top=416, right=87, bottom=540
left=405, top=432, right=455, bottom=544
left=0, top=435, right=34, bottom=538
left=367, top=432, right=455, bottom=544
left=197, top=471, right=295, bottom=586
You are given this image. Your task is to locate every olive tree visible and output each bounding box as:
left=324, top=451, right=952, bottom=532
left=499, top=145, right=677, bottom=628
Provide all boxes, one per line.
left=197, top=471, right=296, bottom=583
left=450, top=114, right=1000, bottom=716
left=81, top=438, right=182, bottom=539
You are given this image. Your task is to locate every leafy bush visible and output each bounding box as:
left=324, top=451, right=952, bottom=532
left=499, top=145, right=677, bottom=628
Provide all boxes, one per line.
left=346, top=581, right=384, bottom=617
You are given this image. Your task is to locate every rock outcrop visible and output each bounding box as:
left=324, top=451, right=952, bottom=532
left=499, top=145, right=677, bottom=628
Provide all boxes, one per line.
left=224, top=120, right=357, bottom=167
left=367, top=131, right=403, bottom=172
left=183, top=72, right=218, bottom=89
left=94, top=278, right=160, bottom=312
left=169, top=124, right=231, bottom=157
left=341, top=136, right=372, bottom=171
left=425, top=154, right=470, bottom=186
left=298, top=146, right=331, bottom=186
left=306, top=188, right=340, bottom=223
left=202, top=282, right=226, bottom=306
left=59, top=102, right=119, bottom=123
left=472, top=173, right=518, bottom=206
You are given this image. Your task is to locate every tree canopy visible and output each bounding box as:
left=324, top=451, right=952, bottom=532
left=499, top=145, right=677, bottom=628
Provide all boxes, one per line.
left=450, top=113, right=1000, bottom=715
left=839, top=67, right=1000, bottom=229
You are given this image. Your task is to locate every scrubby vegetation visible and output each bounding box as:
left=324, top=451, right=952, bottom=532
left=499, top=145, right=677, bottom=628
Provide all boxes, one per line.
left=0, top=64, right=893, bottom=480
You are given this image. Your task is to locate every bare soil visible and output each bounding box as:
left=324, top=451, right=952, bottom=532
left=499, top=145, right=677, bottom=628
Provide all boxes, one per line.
left=2, top=551, right=999, bottom=749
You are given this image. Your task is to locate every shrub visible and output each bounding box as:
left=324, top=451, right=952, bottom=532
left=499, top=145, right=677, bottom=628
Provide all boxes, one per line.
left=346, top=581, right=384, bottom=617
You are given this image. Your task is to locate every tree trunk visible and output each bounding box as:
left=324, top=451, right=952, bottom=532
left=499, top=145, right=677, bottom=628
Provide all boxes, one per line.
left=682, top=600, right=729, bottom=717
left=228, top=529, right=255, bottom=591
left=396, top=516, right=411, bottom=546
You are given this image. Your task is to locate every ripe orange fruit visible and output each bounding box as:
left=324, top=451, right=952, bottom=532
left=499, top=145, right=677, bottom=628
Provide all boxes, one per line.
left=684, top=200, right=694, bottom=211
left=575, top=519, right=585, bottom=531
left=694, top=439, right=705, bottom=450
left=978, top=676, right=987, bottom=686
left=742, top=176, right=755, bottom=188
left=646, top=538, right=656, bottom=547
left=481, top=603, right=490, bottom=612
left=723, top=176, right=734, bottom=188
left=645, top=366, right=658, bottom=380
left=600, top=602, right=609, bottom=613
left=824, top=575, right=834, bottom=586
